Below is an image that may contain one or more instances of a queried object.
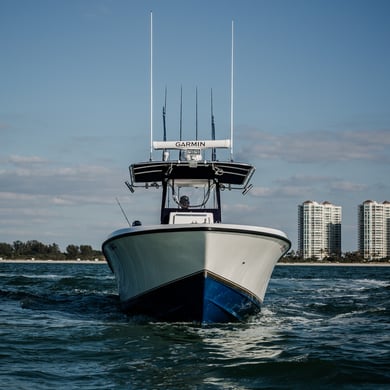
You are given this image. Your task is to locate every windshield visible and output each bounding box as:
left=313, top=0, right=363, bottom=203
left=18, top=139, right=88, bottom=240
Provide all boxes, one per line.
left=167, top=179, right=218, bottom=209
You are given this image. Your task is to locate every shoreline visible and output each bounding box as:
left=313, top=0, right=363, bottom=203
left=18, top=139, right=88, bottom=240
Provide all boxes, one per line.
left=277, top=262, right=390, bottom=267
left=0, top=259, right=107, bottom=264
left=0, top=259, right=389, bottom=266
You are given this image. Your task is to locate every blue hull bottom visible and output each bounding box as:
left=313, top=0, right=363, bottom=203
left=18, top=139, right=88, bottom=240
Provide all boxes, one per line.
left=121, top=271, right=261, bottom=324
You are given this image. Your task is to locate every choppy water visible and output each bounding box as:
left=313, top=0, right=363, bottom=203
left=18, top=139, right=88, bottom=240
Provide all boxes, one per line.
left=0, top=262, right=389, bottom=389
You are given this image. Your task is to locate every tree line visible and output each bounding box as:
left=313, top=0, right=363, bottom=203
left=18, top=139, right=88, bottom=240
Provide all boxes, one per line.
left=1, top=240, right=388, bottom=263
left=0, top=240, right=104, bottom=260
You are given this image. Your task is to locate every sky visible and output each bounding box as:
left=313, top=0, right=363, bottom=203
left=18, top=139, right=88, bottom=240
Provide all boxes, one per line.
left=1, top=0, right=389, bottom=252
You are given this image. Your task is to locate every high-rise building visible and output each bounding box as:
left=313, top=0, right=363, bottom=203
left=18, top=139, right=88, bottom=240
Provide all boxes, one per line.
left=358, top=200, right=390, bottom=260
left=298, top=201, right=342, bottom=260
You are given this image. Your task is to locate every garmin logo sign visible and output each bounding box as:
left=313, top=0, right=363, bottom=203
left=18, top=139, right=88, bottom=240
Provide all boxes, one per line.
left=175, top=141, right=206, bottom=148
left=153, top=139, right=231, bottom=150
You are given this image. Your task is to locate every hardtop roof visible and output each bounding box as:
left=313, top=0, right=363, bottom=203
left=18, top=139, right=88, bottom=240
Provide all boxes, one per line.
left=130, top=160, right=255, bottom=186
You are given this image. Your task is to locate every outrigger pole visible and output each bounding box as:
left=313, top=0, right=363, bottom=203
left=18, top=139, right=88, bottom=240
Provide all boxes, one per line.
left=149, top=11, right=154, bottom=161
left=150, top=14, right=234, bottom=161
left=195, top=87, right=198, bottom=140
left=179, top=86, right=183, bottom=160
left=179, top=86, right=183, bottom=141
left=211, top=88, right=216, bottom=161
left=230, top=20, right=234, bottom=161
left=163, top=87, right=167, bottom=141
left=162, top=87, right=168, bottom=161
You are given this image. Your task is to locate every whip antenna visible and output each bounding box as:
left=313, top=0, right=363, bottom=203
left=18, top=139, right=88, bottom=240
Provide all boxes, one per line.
left=230, top=20, right=234, bottom=161
left=179, top=85, right=183, bottom=141
left=116, top=197, right=131, bottom=227
left=195, top=87, right=198, bottom=140
left=179, top=86, right=183, bottom=160
left=149, top=11, right=153, bottom=161
left=162, top=87, right=168, bottom=161
left=163, top=87, right=167, bottom=141
left=211, top=88, right=216, bottom=161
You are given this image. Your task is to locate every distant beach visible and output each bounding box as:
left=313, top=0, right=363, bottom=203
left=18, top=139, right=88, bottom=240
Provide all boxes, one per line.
left=1, top=259, right=389, bottom=266
left=0, top=259, right=106, bottom=264
left=278, top=262, right=390, bottom=267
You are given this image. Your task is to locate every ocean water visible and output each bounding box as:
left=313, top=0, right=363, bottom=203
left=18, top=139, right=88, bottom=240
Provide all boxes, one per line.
left=0, top=262, right=389, bottom=389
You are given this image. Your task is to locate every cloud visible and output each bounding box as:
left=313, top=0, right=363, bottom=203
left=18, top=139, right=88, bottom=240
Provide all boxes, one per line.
left=8, top=155, right=47, bottom=165
left=0, top=154, right=121, bottom=200
left=236, top=128, right=390, bottom=164
left=275, top=175, right=334, bottom=185
left=329, top=180, right=367, bottom=192
left=247, top=174, right=368, bottom=201
left=250, top=185, right=309, bottom=199
left=250, top=187, right=274, bottom=197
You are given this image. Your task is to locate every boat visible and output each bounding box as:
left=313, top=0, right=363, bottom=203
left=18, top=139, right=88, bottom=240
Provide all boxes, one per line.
left=102, top=139, right=291, bottom=323
left=102, top=15, right=291, bottom=324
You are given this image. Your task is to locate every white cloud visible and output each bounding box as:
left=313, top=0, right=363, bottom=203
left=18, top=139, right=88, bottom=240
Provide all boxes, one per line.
left=56, top=165, right=111, bottom=177
left=0, top=192, right=38, bottom=201
left=247, top=174, right=369, bottom=203
left=250, top=187, right=274, bottom=197
left=0, top=155, right=120, bottom=199
left=329, top=180, right=367, bottom=192
left=236, top=128, right=390, bottom=164
left=8, top=155, right=47, bottom=165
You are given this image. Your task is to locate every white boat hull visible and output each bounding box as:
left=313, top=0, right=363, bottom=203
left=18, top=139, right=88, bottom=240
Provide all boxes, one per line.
left=103, top=224, right=290, bottom=323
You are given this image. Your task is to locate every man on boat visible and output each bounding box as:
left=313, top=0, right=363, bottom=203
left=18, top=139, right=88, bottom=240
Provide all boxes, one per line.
left=179, top=195, right=190, bottom=210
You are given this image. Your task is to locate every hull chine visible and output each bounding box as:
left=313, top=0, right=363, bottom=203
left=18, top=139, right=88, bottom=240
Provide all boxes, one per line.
left=203, top=273, right=261, bottom=323
left=120, top=271, right=261, bottom=324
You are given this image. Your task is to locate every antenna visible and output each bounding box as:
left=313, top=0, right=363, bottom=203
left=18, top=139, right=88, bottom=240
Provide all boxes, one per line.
left=179, top=86, right=183, bottom=160
left=211, top=88, right=216, bottom=161
left=163, top=87, right=167, bottom=141
left=179, top=86, right=183, bottom=140
left=195, top=87, right=198, bottom=140
left=162, top=87, right=169, bottom=161
left=230, top=20, right=234, bottom=161
left=116, top=197, right=131, bottom=227
left=149, top=11, right=153, bottom=161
